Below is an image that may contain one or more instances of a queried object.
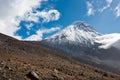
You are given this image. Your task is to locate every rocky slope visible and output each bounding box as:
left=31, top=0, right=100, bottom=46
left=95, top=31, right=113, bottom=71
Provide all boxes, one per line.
left=0, top=33, right=120, bottom=80
left=40, top=21, right=120, bottom=74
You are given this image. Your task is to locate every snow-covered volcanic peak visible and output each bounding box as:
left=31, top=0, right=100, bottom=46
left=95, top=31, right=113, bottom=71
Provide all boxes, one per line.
left=48, top=21, right=101, bottom=45
left=95, top=33, right=120, bottom=49
left=43, top=21, right=120, bottom=50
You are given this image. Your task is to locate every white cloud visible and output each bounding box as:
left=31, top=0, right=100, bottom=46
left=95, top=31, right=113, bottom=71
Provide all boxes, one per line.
left=0, top=0, right=42, bottom=39
left=26, top=23, right=34, bottom=30
left=86, top=0, right=114, bottom=16
left=41, top=27, right=60, bottom=33
left=0, top=0, right=61, bottom=40
left=23, top=9, right=60, bottom=23
left=24, top=29, right=43, bottom=41
left=24, top=27, right=60, bottom=41
left=106, top=0, right=112, bottom=4
left=99, top=0, right=113, bottom=12
left=95, top=33, right=120, bottom=49
left=114, top=3, right=120, bottom=17
left=86, top=1, right=95, bottom=16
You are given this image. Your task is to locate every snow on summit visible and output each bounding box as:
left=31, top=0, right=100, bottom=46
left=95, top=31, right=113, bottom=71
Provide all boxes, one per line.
left=47, top=21, right=101, bottom=45
left=42, top=21, right=120, bottom=51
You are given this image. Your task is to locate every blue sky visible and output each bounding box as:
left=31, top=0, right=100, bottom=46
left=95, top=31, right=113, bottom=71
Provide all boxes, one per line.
left=43, top=0, right=120, bottom=34
left=0, top=0, right=120, bottom=40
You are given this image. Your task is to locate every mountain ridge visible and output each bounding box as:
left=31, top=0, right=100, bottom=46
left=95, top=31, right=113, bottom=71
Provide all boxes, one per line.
left=40, top=21, right=120, bottom=74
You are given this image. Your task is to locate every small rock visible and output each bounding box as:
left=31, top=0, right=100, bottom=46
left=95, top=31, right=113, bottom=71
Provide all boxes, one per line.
left=59, top=77, right=64, bottom=80
left=5, top=65, right=11, bottom=70
left=54, top=69, right=59, bottom=75
left=8, top=78, right=12, bottom=80
left=79, top=72, right=85, bottom=76
left=0, top=61, right=6, bottom=69
left=51, top=73, right=64, bottom=80
left=26, top=71, right=39, bottom=80
left=1, top=61, right=6, bottom=65
left=89, top=76, right=96, bottom=80
left=103, top=73, right=108, bottom=77
left=110, top=75, right=115, bottom=78
left=7, top=59, right=11, bottom=62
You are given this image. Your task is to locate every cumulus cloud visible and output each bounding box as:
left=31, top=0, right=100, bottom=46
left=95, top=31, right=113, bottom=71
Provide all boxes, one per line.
left=24, top=27, right=60, bottom=41
left=86, top=1, right=94, bottom=16
left=23, top=9, right=60, bottom=23
left=114, top=3, right=120, bottom=17
left=0, top=0, right=60, bottom=40
left=24, top=29, right=43, bottom=41
left=0, top=0, right=42, bottom=39
left=95, top=33, right=120, bottom=49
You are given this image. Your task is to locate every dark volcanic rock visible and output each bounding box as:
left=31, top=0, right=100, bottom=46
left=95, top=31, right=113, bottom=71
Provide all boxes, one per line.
left=26, top=71, right=39, bottom=80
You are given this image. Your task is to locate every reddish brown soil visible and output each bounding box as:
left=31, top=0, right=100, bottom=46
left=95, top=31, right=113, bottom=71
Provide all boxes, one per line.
left=0, top=33, right=120, bottom=80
